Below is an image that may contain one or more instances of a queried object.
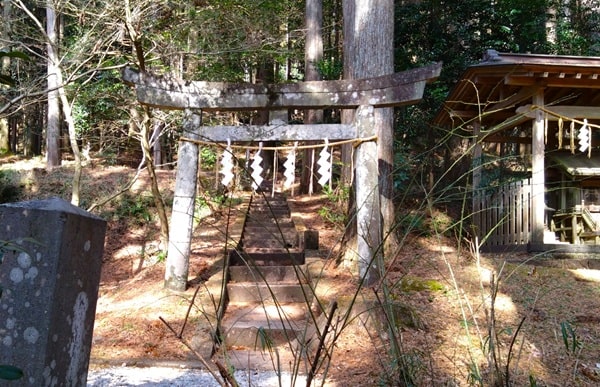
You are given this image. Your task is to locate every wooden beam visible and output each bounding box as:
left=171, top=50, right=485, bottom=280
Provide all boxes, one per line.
left=480, top=113, right=531, bottom=138
left=486, top=86, right=541, bottom=112
left=194, top=124, right=356, bottom=142
left=122, top=63, right=442, bottom=111
left=483, top=135, right=532, bottom=144
left=516, top=105, right=600, bottom=120
left=505, top=74, right=600, bottom=88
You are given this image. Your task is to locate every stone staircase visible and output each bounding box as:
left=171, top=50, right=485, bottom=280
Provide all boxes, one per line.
left=218, top=192, right=317, bottom=369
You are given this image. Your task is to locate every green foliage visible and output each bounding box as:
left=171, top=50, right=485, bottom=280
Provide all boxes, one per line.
left=68, top=71, right=131, bottom=152
left=155, top=250, right=167, bottom=263
left=0, top=365, right=24, bottom=381
left=114, top=194, right=154, bottom=224
left=200, top=147, right=218, bottom=170
left=560, top=321, right=582, bottom=354
left=397, top=276, right=444, bottom=293
left=315, top=58, right=343, bottom=81
left=318, top=184, right=349, bottom=227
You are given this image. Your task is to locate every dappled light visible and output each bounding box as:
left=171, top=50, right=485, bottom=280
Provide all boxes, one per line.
left=570, top=268, right=600, bottom=283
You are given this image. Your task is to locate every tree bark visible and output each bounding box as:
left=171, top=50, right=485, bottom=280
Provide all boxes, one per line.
left=300, top=0, right=324, bottom=194
left=124, top=0, right=170, bottom=256
left=46, top=2, right=61, bottom=169
left=0, top=0, right=12, bottom=152
left=342, top=0, right=397, bottom=272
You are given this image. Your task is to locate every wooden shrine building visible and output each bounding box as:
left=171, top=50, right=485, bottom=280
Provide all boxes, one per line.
left=434, top=50, right=600, bottom=252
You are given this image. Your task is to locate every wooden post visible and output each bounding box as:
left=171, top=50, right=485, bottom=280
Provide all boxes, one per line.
left=354, top=105, right=382, bottom=286
left=165, top=110, right=201, bottom=291
left=531, top=90, right=545, bottom=245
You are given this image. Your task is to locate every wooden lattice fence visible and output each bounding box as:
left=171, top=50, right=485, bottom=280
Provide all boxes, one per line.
left=473, top=178, right=532, bottom=248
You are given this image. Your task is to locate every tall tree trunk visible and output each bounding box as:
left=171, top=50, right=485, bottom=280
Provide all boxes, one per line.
left=342, top=0, right=396, bottom=280
left=300, top=0, right=324, bottom=194
left=0, top=0, right=12, bottom=152
left=46, top=2, right=61, bottom=169
left=124, top=0, right=170, bottom=252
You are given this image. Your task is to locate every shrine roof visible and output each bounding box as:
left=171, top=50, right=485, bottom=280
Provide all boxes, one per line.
left=433, top=50, right=600, bottom=132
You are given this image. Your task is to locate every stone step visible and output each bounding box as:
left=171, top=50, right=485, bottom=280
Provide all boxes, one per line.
left=227, top=282, right=314, bottom=303
left=241, top=240, right=298, bottom=250
left=244, top=218, right=295, bottom=227
left=242, top=225, right=297, bottom=234
left=229, top=249, right=305, bottom=266
left=242, top=229, right=298, bottom=243
left=229, top=264, right=310, bottom=283
left=222, top=302, right=310, bottom=348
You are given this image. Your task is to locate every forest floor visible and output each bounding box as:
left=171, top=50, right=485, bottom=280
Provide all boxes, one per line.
left=2, top=155, right=600, bottom=386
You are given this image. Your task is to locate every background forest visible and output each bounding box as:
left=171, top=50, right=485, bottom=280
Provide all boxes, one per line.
left=2, top=0, right=599, bottom=187
left=2, top=1, right=600, bottom=386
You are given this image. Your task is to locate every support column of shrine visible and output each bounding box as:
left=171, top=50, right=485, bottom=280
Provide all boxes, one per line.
left=531, top=90, right=546, bottom=245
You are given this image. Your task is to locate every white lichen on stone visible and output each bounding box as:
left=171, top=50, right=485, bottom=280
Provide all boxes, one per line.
left=9, top=267, right=23, bottom=283
left=25, top=266, right=38, bottom=281
left=17, top=251, right=32, bottom=268
left=5, top=317, right=15, bottom=329
left=23, top=326, right=40, bottom=344
left=84, top=240, right=91, bottom=252
left=67, top=292, right=89, bottom=384
left=2, top=335, right=12, bottom=346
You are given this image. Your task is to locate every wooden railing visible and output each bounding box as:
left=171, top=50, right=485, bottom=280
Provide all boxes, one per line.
left=473, top=178, right=532, bottom=248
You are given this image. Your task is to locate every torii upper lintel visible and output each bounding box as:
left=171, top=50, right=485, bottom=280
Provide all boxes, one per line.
left=122, top=63, right=441, bottom=111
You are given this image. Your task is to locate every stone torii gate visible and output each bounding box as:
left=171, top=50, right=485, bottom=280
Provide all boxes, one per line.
left=123, top=63, right=441, bottom=291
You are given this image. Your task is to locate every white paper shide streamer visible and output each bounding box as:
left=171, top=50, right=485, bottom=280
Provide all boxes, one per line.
left=317, top=139, right=332, bottom=187
left=577, top=118, right=591, bottom=153
left=251, top=142, right=264, bottom=190
left=283, top=142, right=297, bottom=189
left=220, top=139, right=234, bottom=187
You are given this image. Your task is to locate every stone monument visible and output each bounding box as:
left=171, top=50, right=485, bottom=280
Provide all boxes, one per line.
left=0, top=197, right=106, bottom=386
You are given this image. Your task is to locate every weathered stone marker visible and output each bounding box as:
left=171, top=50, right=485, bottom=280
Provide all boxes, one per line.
left=0, top=197, right=106, bottom=386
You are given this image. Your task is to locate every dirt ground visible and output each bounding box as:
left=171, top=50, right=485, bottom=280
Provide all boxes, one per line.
left=2, top=157, right=600, bottom=386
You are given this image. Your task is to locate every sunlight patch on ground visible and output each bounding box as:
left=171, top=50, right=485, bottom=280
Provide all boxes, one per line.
left=491, top=293, right=518, bottom=313
left=427, top=244, right=456, bottom=253
left=570, top=268, right=600, bottom=283
left=478, top=266, right=493, bottom=286
left=0, top=156, right=47, bottom=170
left=96, top=289, right=173, bottom=314
left=114, top=244, right=145, bottom=260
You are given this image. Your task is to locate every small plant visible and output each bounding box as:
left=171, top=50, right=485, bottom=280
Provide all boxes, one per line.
left=115, top=194, right=154, bottom=224
left=155, top=250, right=167, bottom=263
left=318, top=184, right=349, bottom=227
left=560, top=321, right=582, bottom=355
left=315, top=57, right=343, bottom=80
left=200, top=147, right=218, bottom=170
